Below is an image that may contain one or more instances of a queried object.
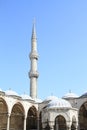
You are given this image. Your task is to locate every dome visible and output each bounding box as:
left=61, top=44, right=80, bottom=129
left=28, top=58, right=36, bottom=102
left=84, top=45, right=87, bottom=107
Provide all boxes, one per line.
left=0, top=88, right=5, bottom=95
left=21, top=94, right=32, bottom=100
left=46, top=98, right=72, bottom=109
left=44, top=95, right=58, bottom=102
left=63, top=92, right=79, bottom=99
left=0, top=88, right=2, bottom=91
left=5, top=89, right=19, bottom=96
left=80, top=91, right=87, bottom=98
left=34, top=98, right=42, bottom=103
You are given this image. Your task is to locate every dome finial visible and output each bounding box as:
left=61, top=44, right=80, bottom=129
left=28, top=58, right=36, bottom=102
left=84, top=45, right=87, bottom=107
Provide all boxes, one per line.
left=33, top=17, right=36, bottom=25
left=69, top=89, right=71, bottom=93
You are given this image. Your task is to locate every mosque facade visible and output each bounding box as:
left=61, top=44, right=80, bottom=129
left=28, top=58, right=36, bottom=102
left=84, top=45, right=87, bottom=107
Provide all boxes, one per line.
left=0, top=24, right=87, bottom=130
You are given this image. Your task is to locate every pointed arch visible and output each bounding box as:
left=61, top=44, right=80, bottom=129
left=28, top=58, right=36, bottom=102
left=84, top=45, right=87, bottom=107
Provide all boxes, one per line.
left=54, top=115, right=67, bottom=130
left=26, top=105, right=38, bottom=130
left=0, top=97, right=8, bottom=129
left=79, top=101, right=87, bottom=129
left=10, top=102, right=24, bottom=130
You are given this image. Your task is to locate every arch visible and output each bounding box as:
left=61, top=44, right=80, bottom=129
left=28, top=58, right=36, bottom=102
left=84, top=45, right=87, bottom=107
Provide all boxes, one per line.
left=52, top=111, right=71, bottom=123
left=10, top=102, right=24, bottom=130
left=54, top=115, right=67, bottom=130
left=79, top=101, right=87, bottom=129
left=0, top=97, right=8, bottom=130
left=26, top=105, right=38, bottom=130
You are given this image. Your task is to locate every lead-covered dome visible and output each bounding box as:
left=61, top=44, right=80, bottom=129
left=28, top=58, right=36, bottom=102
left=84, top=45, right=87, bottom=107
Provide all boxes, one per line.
left=46, top=98, right=72, bottom=109
left=62, top=92, right=79, bottom=99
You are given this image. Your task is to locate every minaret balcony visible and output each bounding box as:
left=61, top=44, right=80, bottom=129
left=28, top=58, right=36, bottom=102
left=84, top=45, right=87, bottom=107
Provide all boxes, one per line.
left=29, top=71, right=39, bottom=78
left=29, top=51, right=39, bottom=59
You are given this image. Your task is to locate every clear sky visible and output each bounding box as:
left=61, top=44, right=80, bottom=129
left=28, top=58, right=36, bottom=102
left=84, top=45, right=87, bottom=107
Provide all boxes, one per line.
left=0, top=0, right=87, bottom=99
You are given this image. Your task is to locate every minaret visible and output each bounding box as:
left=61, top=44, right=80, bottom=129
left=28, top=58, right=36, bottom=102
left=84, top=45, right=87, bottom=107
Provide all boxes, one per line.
left=29, top=22, right=39, bottom=99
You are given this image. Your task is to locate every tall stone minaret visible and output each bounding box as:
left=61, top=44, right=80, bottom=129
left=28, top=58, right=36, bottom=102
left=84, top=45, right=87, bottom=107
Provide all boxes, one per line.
left=29, top=22, right=39, bottom=99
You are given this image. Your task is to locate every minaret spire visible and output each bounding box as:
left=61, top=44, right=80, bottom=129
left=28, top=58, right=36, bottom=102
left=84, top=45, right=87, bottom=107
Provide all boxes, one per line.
left=32, top=19, right=36, bottom=39
left=29, top=22, right=39, bottom=99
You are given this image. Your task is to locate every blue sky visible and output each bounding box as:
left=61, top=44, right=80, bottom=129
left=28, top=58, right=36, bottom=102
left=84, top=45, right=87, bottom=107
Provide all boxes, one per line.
left=0, top=0, right=87, bottom=99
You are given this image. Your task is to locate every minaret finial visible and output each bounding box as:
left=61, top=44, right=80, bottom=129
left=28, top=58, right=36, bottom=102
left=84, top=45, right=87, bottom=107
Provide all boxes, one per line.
left=29, top=21, right=39, bottom=99
left=33, top=18, right=36, bottom=25
left=32, top=18, right=36, bottom=39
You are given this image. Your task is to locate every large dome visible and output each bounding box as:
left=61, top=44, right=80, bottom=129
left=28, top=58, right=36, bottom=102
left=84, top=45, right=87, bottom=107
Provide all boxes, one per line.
left=46, top=98, right=72, bottom=109
left=62, top=92, right=79, bottom=99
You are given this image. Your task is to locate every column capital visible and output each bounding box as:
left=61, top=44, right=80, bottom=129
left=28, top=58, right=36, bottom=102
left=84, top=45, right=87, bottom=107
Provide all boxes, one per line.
left=66, top=121, right=71, bottom=130
left=24, top=115, right=27, bottom=119
left=49, top=121, right=54, bottom=130
left=7, top=113, right=11, bottom=117
left=42, top=124, right=46, bottom=129
left=75, top=123, right=78, bottom=130
left=66, top=121, right=72, bottom=127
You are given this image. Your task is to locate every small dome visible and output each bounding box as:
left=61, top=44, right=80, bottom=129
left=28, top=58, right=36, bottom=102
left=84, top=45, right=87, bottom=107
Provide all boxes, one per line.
left=34, top=98, right=42, bottom=103
left=0, top=88, right=2, bottom=91
left=63, top=92, right=78, bottom=99
left=46, top=98, right=72, bottom=109
left=44, top=95, right=58, bottom=102
left=0, top=88, right=5, bottom=95
left=5, top=89, right=19, bottom=96
left=21, top=94, right=32, bottom=100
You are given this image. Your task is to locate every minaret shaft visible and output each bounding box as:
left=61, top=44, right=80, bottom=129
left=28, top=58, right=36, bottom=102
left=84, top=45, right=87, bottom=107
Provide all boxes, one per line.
left=31, top=38, right=37, bottom=51
left=30, top=78, right=37, bottom=99
left=31, top=59, right=37, bottom=71
left=29, top=23, right=39, bottom=99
